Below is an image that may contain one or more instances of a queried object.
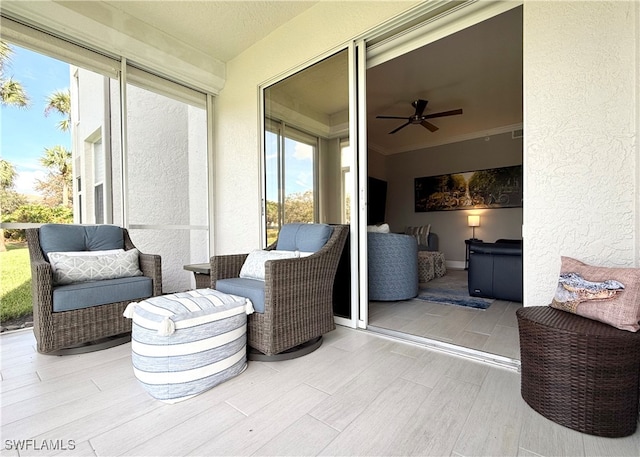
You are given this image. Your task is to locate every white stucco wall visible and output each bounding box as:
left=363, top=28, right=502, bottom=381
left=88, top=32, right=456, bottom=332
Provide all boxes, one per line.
left=214, top=1, right=421, bottom=254
left=524, top=1, right=639, bottom=305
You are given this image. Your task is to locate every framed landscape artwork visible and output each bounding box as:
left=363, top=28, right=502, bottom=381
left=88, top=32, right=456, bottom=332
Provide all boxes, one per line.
left=415, top=165, right=523, bottom=212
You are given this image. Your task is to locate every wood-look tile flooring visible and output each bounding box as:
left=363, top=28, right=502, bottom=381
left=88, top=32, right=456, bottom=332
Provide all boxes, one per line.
left=2, top=326, right=638, bottom=456
left=369, top=269, right=522, bottom=360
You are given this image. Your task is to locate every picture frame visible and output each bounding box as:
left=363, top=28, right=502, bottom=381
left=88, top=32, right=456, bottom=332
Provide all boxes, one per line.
left=415, top=165, right=522, bottom=212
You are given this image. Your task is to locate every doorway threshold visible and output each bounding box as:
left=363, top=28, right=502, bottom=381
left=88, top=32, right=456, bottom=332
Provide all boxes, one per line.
left=366, top=325, right=521, bottom=372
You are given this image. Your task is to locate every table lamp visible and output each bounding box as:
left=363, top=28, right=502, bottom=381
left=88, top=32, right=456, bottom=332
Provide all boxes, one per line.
left=468, top=215, right=480, bottom=239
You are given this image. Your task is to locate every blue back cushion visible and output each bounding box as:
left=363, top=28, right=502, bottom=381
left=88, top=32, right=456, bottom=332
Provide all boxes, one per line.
left=275, top=224, right=333, bottom=252
left=39, top=224, right=124, bottom=260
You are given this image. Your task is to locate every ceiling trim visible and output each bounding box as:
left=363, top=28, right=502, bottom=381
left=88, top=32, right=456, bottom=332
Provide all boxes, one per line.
left=369, top=123, right=524, bottom=156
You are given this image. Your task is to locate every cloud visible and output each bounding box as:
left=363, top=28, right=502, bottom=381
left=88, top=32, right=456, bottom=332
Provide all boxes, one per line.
left=14, top=169, right=46, bottom=195
left=293, top=142, right=313, bottom=161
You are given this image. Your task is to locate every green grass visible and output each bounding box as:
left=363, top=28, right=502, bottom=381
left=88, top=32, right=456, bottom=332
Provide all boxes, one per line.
left=0, top=244, right=33, bottom=322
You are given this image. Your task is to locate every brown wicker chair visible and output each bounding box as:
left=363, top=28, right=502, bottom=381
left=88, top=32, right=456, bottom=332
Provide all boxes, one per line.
left=209, top=224, right=348, bottom=360
left=26, top=226, right=162, bottom=355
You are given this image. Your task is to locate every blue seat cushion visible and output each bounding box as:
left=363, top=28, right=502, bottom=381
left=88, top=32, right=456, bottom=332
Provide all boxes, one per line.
left=215, top=278, right=266, bottom=313
left=53, top=276, right=153, bottom=312
left=275, top=223, right=332, bottom=252
left=39, top=224, right=124, bottom=261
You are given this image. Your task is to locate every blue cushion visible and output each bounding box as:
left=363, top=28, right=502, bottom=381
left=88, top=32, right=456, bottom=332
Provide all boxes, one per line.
left=215, top=278, right=266, bottom=313
left=275, top=223, right=332, bottom=252
left=53, top=276, right=152, bottom=312
left=39, top=224, right=124, bottom=260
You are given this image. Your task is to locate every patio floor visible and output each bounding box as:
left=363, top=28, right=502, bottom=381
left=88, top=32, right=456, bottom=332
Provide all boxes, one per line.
left=1, top=326, right=638, bottom=456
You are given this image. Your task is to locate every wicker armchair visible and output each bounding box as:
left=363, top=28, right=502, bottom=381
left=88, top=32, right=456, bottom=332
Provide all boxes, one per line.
left=210, top=224, right=348, bottom=360
left=26, top=225, right=162, bottom=355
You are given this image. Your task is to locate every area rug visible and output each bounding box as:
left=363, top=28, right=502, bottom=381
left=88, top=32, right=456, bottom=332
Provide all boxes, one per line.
left=416, top=286, right=493, bottom=310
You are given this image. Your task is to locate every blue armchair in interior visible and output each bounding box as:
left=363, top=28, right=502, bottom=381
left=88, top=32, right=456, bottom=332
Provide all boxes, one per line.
left=26, top=224, right=162, bottom=354
left=368, top=232, right=419, bottom=301
left=210, top=223, right=349, bottom=360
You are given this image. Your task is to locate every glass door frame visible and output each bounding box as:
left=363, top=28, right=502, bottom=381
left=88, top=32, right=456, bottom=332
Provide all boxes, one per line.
left=259, top=43, right=361, bottom=329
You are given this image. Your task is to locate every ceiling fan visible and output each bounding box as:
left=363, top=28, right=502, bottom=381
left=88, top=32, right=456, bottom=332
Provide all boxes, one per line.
left=376, top=99, right=463, bottom=134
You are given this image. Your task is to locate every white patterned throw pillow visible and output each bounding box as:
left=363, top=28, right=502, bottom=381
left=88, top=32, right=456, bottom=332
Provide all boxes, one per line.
left=239, top=249, right=302, bottom=281
left=48, top=249, right=143, bottom=285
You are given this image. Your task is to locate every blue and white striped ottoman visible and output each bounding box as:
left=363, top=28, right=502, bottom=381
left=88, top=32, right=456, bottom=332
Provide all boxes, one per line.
left=123, top=289, right=254, bottom=403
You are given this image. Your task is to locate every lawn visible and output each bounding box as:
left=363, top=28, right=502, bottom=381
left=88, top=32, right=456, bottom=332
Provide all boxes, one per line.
left=0, top=244, right=33, bottom=322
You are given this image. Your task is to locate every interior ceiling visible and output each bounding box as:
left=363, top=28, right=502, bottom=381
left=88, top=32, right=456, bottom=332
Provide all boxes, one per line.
left=368, top=6, right=523, bottom=155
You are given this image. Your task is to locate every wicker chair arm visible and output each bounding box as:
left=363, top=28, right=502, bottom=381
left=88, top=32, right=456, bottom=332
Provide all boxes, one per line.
left=123, top=229, right=162, bottom=296
left=138, top=253, right=163, bottom=296
left=209, top=254, right=249, bottom=287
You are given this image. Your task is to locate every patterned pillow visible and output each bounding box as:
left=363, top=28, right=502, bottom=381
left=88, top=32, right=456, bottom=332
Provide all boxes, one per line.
left=550, top=256, right=640, bottom=332
left=405, top=224, right=431, bottom=247
left=367, top=223, right=390, bottom=233
left=239, top=249, right=300, bottom=281
left=48, top=249, right=143, bottom=285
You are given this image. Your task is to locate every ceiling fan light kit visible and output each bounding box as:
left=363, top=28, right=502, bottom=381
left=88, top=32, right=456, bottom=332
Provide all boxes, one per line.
left=376, top=99, right=463, bottom=134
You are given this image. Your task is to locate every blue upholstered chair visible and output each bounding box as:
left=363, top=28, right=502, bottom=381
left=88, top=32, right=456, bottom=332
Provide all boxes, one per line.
left=210, top=223, right=349, bottom=360
left=368, top=232, right=419, bottom=301
left=26, top=224, right=162, bottom=354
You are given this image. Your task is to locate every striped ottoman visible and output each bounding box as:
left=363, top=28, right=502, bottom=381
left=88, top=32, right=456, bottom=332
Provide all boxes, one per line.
left=123, top=289, right=254, bottom=403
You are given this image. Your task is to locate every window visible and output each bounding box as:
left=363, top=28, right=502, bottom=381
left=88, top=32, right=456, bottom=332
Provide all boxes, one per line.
left=92, top=136, right=106, bottom=224
left=265, top=121, right=318, bottom=244
left=1, top=17, right=212, bottom=293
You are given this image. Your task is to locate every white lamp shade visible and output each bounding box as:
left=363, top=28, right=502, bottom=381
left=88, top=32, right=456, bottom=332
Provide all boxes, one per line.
left=468, top=215, right=480, bottom=227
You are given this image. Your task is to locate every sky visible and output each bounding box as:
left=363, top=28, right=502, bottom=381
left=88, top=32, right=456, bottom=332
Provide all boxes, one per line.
left=264, top=131, right=314, bottom=202
left=1, top=44, right=71, bottom=195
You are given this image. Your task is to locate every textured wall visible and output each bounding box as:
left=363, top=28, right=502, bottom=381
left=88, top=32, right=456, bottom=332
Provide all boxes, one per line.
left=524, top=1, right=639, bottom=305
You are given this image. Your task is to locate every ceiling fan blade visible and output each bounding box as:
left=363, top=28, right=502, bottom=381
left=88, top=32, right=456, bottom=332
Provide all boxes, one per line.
left=389, top=122, right=411, bottom=134
left=422, top=108, right=463, bottom=120
left=412, top=99, right=428, bottom=117
left=421, top=120, right=439, bottom=132
left=376, top=115, right=410, bottom=120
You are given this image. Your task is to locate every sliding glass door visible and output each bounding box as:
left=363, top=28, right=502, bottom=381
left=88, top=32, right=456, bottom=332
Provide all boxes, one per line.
left=261, top=47, right=360, bottom=326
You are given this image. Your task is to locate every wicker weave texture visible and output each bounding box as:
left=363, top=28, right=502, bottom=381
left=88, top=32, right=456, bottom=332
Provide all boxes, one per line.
left=517, top=306, right=640, bottom=437
left=210, top=225, right=348, bottom=356
left=26, top=227, right=163, bottom=354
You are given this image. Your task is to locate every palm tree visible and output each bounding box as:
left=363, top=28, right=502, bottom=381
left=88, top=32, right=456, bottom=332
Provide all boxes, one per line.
left=0, top=40, right=30, bottom=108
left=0, top=158, right=17, bottom=190
left=44, top=89, right=71, bottom=132
left=0, top=159, right=18, bottom=251
left=40, top=146, right=72, bottom=207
